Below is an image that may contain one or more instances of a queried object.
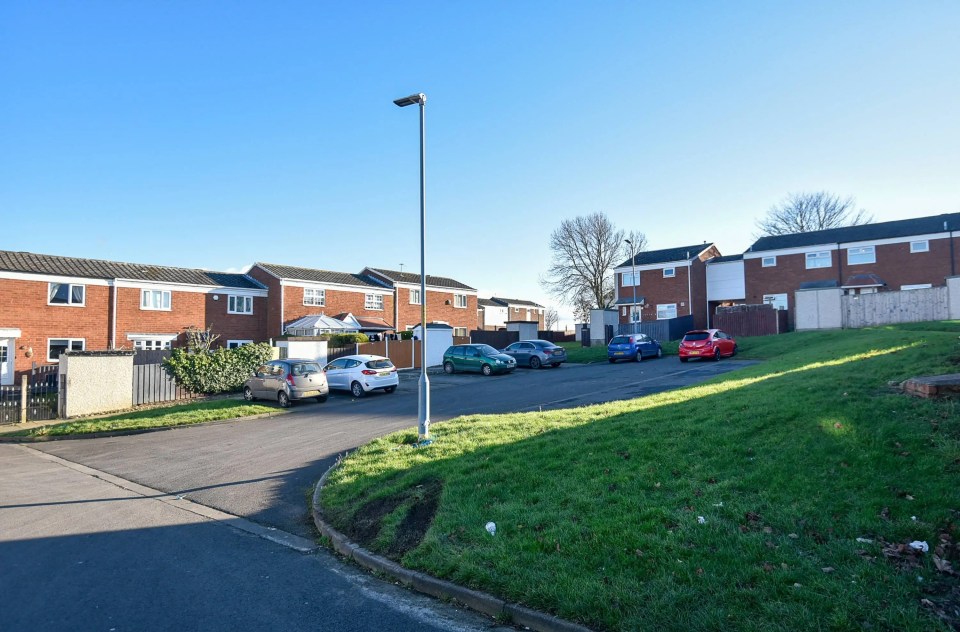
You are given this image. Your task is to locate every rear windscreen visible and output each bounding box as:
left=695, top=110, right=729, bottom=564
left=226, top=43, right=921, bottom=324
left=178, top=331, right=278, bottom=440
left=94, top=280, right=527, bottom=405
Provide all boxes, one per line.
left=365, top=359, right=394, bottom=369
left=683, top=333, right=710, bottom=341
left=293, top=363, right=321, bottom=374
left=609, top=336, right=631, bottom=344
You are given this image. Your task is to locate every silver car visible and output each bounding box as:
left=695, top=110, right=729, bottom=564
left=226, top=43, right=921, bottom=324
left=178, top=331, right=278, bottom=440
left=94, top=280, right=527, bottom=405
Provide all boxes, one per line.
left=501, top=339, right=567, bottom=369
left=323, top=354, right=399, bottom=397
left=243, top=359, right=329, bottom=408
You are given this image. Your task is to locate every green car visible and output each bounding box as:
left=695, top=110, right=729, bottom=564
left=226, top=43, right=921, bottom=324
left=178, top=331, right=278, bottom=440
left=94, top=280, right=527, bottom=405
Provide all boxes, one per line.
left=442, top=344, right=517, bottom=376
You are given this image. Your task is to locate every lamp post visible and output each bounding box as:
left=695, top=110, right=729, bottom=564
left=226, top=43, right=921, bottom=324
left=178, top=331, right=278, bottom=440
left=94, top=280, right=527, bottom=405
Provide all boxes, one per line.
left=394, top=92, right=430, bottom=441
left=625, top=239, right=638, bottom=329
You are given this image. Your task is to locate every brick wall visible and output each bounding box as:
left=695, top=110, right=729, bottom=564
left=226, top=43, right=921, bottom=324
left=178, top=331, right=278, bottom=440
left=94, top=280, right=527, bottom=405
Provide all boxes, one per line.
left=396, top=288, right=477, bottom=331
left=205, top=294, right=269, bottom=344
left=282, top=285, right=395, bottom=332
left=247, top=267, right=284, bottom=337
left=621, top=267, right=693, bottom=324
left=115, top=287, right=205, bottom=348
left=0, top=278, right=111, bottom=374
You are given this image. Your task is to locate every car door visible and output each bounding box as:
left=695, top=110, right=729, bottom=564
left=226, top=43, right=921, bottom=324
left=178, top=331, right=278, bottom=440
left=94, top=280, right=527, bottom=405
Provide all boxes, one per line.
left=635, top=334, right=651, bottom=358
left=324, top=358, right=348, bottom=390
left=250, top=364, right=270, bottom=398
left=503, top=343, right=521, bottom=364
left=463, top=347, right=482, bottom=372
left=261, top=362, right=285, bottom=400
left=717, top=331, right=734, bottom=355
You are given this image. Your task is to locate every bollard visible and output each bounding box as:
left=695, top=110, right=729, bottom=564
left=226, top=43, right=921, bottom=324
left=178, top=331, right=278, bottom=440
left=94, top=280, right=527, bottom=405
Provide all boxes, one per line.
left=20, top=374, right=28, bottom=423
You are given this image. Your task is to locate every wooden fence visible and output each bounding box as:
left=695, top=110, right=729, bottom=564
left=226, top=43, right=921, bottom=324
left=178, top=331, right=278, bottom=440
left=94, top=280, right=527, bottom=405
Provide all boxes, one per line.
left=843, top=286, right=949, bottom=328
left=714, top=304, right=788, bottom=337
left=133, top=363, right=197, bottom=406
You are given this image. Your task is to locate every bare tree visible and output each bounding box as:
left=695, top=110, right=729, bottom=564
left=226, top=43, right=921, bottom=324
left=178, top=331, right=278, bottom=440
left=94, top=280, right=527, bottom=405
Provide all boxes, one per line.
left=184, top=325, right=219, bottom=352
left=540, top=212, right=644, bottom=312
left=544, top=307, right=560, bottom=331
left=755, top=191, right=872, bottom=237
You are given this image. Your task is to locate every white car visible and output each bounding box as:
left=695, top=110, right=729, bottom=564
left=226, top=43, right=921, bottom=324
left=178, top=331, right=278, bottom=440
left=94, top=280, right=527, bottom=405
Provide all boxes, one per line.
left=323, top=354, right=399, bottom=397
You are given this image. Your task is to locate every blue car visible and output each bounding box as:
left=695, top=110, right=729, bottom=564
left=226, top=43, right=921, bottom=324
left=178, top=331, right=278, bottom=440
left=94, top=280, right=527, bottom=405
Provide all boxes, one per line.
left=607, top=334, right=663, bottom=363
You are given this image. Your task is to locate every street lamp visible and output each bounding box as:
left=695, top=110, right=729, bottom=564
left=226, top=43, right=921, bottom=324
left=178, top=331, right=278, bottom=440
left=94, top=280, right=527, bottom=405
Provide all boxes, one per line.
left=394, top=92, right=430, bottom=441
left=625, top=238, right=638, bottom=329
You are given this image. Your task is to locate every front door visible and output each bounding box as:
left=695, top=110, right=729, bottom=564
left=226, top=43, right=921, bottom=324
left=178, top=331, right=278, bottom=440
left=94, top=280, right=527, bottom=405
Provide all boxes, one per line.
left=0, top=340, right=12, bottom=386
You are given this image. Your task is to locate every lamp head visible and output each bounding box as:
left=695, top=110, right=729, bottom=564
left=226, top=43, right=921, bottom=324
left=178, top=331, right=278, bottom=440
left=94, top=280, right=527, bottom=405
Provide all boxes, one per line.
left=394, top=93, right=426, bottom=107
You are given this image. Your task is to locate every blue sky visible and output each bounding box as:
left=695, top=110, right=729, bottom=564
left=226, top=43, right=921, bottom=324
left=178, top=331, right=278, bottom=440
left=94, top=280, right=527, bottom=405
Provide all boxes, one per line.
left=3, top=2, right=959, bottom=325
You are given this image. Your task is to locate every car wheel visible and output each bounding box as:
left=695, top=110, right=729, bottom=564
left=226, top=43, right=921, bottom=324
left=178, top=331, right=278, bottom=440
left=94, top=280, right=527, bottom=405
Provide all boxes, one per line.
left=635, top=351, right=643, bottom=362
left=316, top=395, right=328, bottom=403
left=714, top=348, right=721, bottom=361
left=350, top=381, right=365, bottom=397
left=731, top=344, right=738, bottom=357
left=277, top=391, right=290, bottom=408
left=529, top=356, right=542, bottom=370
left=384, top=386, right=396, bottom=394
left=443, top=361, right=455, bottom=374
left=481, top=364, right=493, bottom=376
left=243, top=386, right=255, bottom=402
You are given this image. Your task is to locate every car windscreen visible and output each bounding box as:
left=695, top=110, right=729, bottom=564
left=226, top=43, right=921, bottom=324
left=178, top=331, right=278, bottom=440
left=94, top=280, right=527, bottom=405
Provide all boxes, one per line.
left=365, top=359, right=394, bottom=369
left=609, top=336, right=631, bottom=345
left=683, top=332, right=710, bottom=341
left=293, top=363, right=321, bottom=375
left=478, top=345, right=500, bottom=356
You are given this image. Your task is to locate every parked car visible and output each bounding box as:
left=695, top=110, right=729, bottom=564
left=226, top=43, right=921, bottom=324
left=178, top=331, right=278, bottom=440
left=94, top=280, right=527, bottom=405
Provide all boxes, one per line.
left=678, top=329, right=737, bottom=362
left=243, top=359, right=329, bottom=408
left=442, top=344, right=516, bottom=376
left=501, top=339, right=567, bottom=369
left=607, top=334, right=663, bottom=363
left=323, top=354, right=398, bottom=397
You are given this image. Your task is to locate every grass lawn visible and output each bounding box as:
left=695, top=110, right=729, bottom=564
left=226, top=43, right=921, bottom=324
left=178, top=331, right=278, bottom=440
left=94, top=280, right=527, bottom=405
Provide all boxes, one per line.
left=1, top=399, right=280, bottom=437
left=560, top=339, right=681, bottom=363
left=321, top=322, right=960, bottom=631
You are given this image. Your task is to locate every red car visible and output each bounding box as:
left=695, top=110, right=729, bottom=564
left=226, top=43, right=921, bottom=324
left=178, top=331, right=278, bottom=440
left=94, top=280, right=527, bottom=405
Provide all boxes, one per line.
left=678, top=329, right=737, bottom=362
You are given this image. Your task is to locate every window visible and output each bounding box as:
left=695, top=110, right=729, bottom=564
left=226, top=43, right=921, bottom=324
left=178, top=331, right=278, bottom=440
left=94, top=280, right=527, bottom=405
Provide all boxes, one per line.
left=805, top=251, right=831, bottom=269
left=656, top=303, right=677, bottom=320
left=48, top=338, right=84, bottom=361
left=910, top=240, right=929, bottom=253
left=514, top=307, right=520, bottom=313
left=128, top=333, right=176, bottom=350
left=847, top=246, right=876, bottom=265
left=761, top=256, right=776, bottom=267
left=0, top=344, right=6, bottom=363
left=454, top=294, right=468, bottom=308
left=621, top=306, right=627, bottom=316
left=901, top=284, right=932, bottom=291
left=365, top=294, right=383, bottom=310
left=141, top=289, right=171, bottom=310
left=227, top=340, right=253, bottom=349
left=410, top=289, right=421, bottom=305
left=453, top=327, right=467, bottom=337
left=763, top=293, right=788, bottom=310
left=228, top=295, right=253, bottom=314
left=663, top=268, right=675, bottom=278
left=48, top=283, right=85, bottom=306
left=622, top=271, right=639, bottom=286
left=303, top=288, right=325, bottom=306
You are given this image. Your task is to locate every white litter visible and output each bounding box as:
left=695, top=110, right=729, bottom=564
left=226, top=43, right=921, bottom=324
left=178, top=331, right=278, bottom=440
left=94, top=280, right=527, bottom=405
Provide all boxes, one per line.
left=697, top=516, right=706, bottom=524
left=713, top=502, right=723, bottom=507
left=855, top=537, right=873, bottom=544
left=485, top=522, right=496, bottom=536
left=909, top=541, right=929, bottom=553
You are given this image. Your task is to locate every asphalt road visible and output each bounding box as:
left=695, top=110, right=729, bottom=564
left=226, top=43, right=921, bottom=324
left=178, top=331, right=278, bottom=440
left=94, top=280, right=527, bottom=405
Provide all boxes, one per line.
left=3, top=357, right=756, bottom=631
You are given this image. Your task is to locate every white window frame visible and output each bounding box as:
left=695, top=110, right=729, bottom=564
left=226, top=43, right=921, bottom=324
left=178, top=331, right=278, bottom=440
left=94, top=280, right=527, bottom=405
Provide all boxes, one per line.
left=622, top=271, right=639, bottom=286
left=47, top=338, right=84, bottom=362
left=409, top=289, right=421, bottom=305
left=656, top=303, right=677, bottom=320
left=910, top=240, right=929, bottom=253
left=662, top=267, right=676, bottom=278
left=901, top=284, right=932, bottom=291
left=48, top=282, right=86, bottom=307
left=140, top=289, right=172, bottom=311
left=761, top=256, right=776, bottom=268
left=453, top=294, right=468, bottom=308
left=365, top=294, right=384, bottom=310
left=805, top=251, right=831, bottom=269
left=227, top=340, right=254, bottom=349
left=303, top=288, right=325, bottom=307
left=621, top=306, right=627, bottom=317
left=847, top=246, right=876, bottom=265
left=227, top=295, right=253, bottom=314
left=127, top=333, right=177, bottom=351
left=763, top=293, right=788, bottom=311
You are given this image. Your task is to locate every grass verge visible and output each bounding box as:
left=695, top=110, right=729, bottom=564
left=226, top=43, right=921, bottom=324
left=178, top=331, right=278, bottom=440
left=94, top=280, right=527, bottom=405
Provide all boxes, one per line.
left=321, top=322, right=960, bottom=631
left=1, top=399, right=280, bottom=437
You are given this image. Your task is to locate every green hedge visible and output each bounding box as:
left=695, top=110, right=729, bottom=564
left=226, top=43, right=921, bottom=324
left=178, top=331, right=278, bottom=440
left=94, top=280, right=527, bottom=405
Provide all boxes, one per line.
left=163, top=342, right=274, bottom=394
left=327, top=333, right=369, bottom=345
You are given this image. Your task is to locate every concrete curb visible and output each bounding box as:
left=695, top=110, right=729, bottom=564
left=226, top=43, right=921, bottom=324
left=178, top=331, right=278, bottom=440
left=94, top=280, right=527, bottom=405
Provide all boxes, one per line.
left=0, top=410, right=289, bottom=443
left=312, top=463, right=593, bottom=632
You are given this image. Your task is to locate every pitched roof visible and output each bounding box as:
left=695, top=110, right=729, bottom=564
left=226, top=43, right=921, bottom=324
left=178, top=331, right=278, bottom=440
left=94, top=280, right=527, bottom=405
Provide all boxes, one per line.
left=478, top=298, right=500, bottom=308
left=0, top=250, right=263, bottom=289
left=748, top=212, right=960, bottom=252
left=332, top=313, right=393, bottom=331
left=706, top=254, right=744, bottom=264
left=489, top=297, right=544, bottom=308
left=255, top=263, right=389, bottom=289
left=364, top=268, right=476, bottom=291
left=618, top=243, right=715, bottom=268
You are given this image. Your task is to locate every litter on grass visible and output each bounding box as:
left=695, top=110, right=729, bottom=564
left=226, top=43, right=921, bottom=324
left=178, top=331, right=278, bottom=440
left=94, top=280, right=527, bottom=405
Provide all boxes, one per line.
left=697, top=516, right=706, bottom=524
left=909, top=541, right=929, bottom=553
left=485, top=522, right=496, bottom=536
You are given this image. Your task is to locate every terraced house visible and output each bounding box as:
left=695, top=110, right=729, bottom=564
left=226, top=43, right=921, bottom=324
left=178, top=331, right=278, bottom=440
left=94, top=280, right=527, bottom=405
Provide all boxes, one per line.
left=362, top=268, right=478, bottom=337
left=0, top=250, right=268, bottom=384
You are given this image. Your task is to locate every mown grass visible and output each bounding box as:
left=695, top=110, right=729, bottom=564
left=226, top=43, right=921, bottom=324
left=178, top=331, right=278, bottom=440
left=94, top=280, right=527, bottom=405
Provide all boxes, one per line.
left=322, top=322, right=960, bottom=631
left=2, top=399, right=280, bottom=437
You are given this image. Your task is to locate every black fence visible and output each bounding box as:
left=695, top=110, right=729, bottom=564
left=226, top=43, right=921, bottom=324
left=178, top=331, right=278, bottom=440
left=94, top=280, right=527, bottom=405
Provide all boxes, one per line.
left=0, top=366, right=60, bottom=424
left=469, top=330, right=519, bottom=349
left=617, top=315, right=695, bottom=342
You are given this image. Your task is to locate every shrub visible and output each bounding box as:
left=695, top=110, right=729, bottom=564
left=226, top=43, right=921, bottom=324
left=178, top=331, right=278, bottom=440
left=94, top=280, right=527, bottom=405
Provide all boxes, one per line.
left=399, top=330, right=414, bottom=340
left=163, top=342, right=273, bottom=394
left=328, top=333, right=369, bottom=345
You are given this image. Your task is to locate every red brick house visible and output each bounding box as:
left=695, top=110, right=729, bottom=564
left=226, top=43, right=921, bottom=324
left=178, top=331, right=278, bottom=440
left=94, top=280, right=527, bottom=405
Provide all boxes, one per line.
left=247, top=263, right=395, bottom=338
left=743, top=212, right=960, bottom=327
left=613, top=244, right=720, bottom=330
left=362, top=268, right=478, bottom=337
left=0, top=250, right=268, bottom=384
